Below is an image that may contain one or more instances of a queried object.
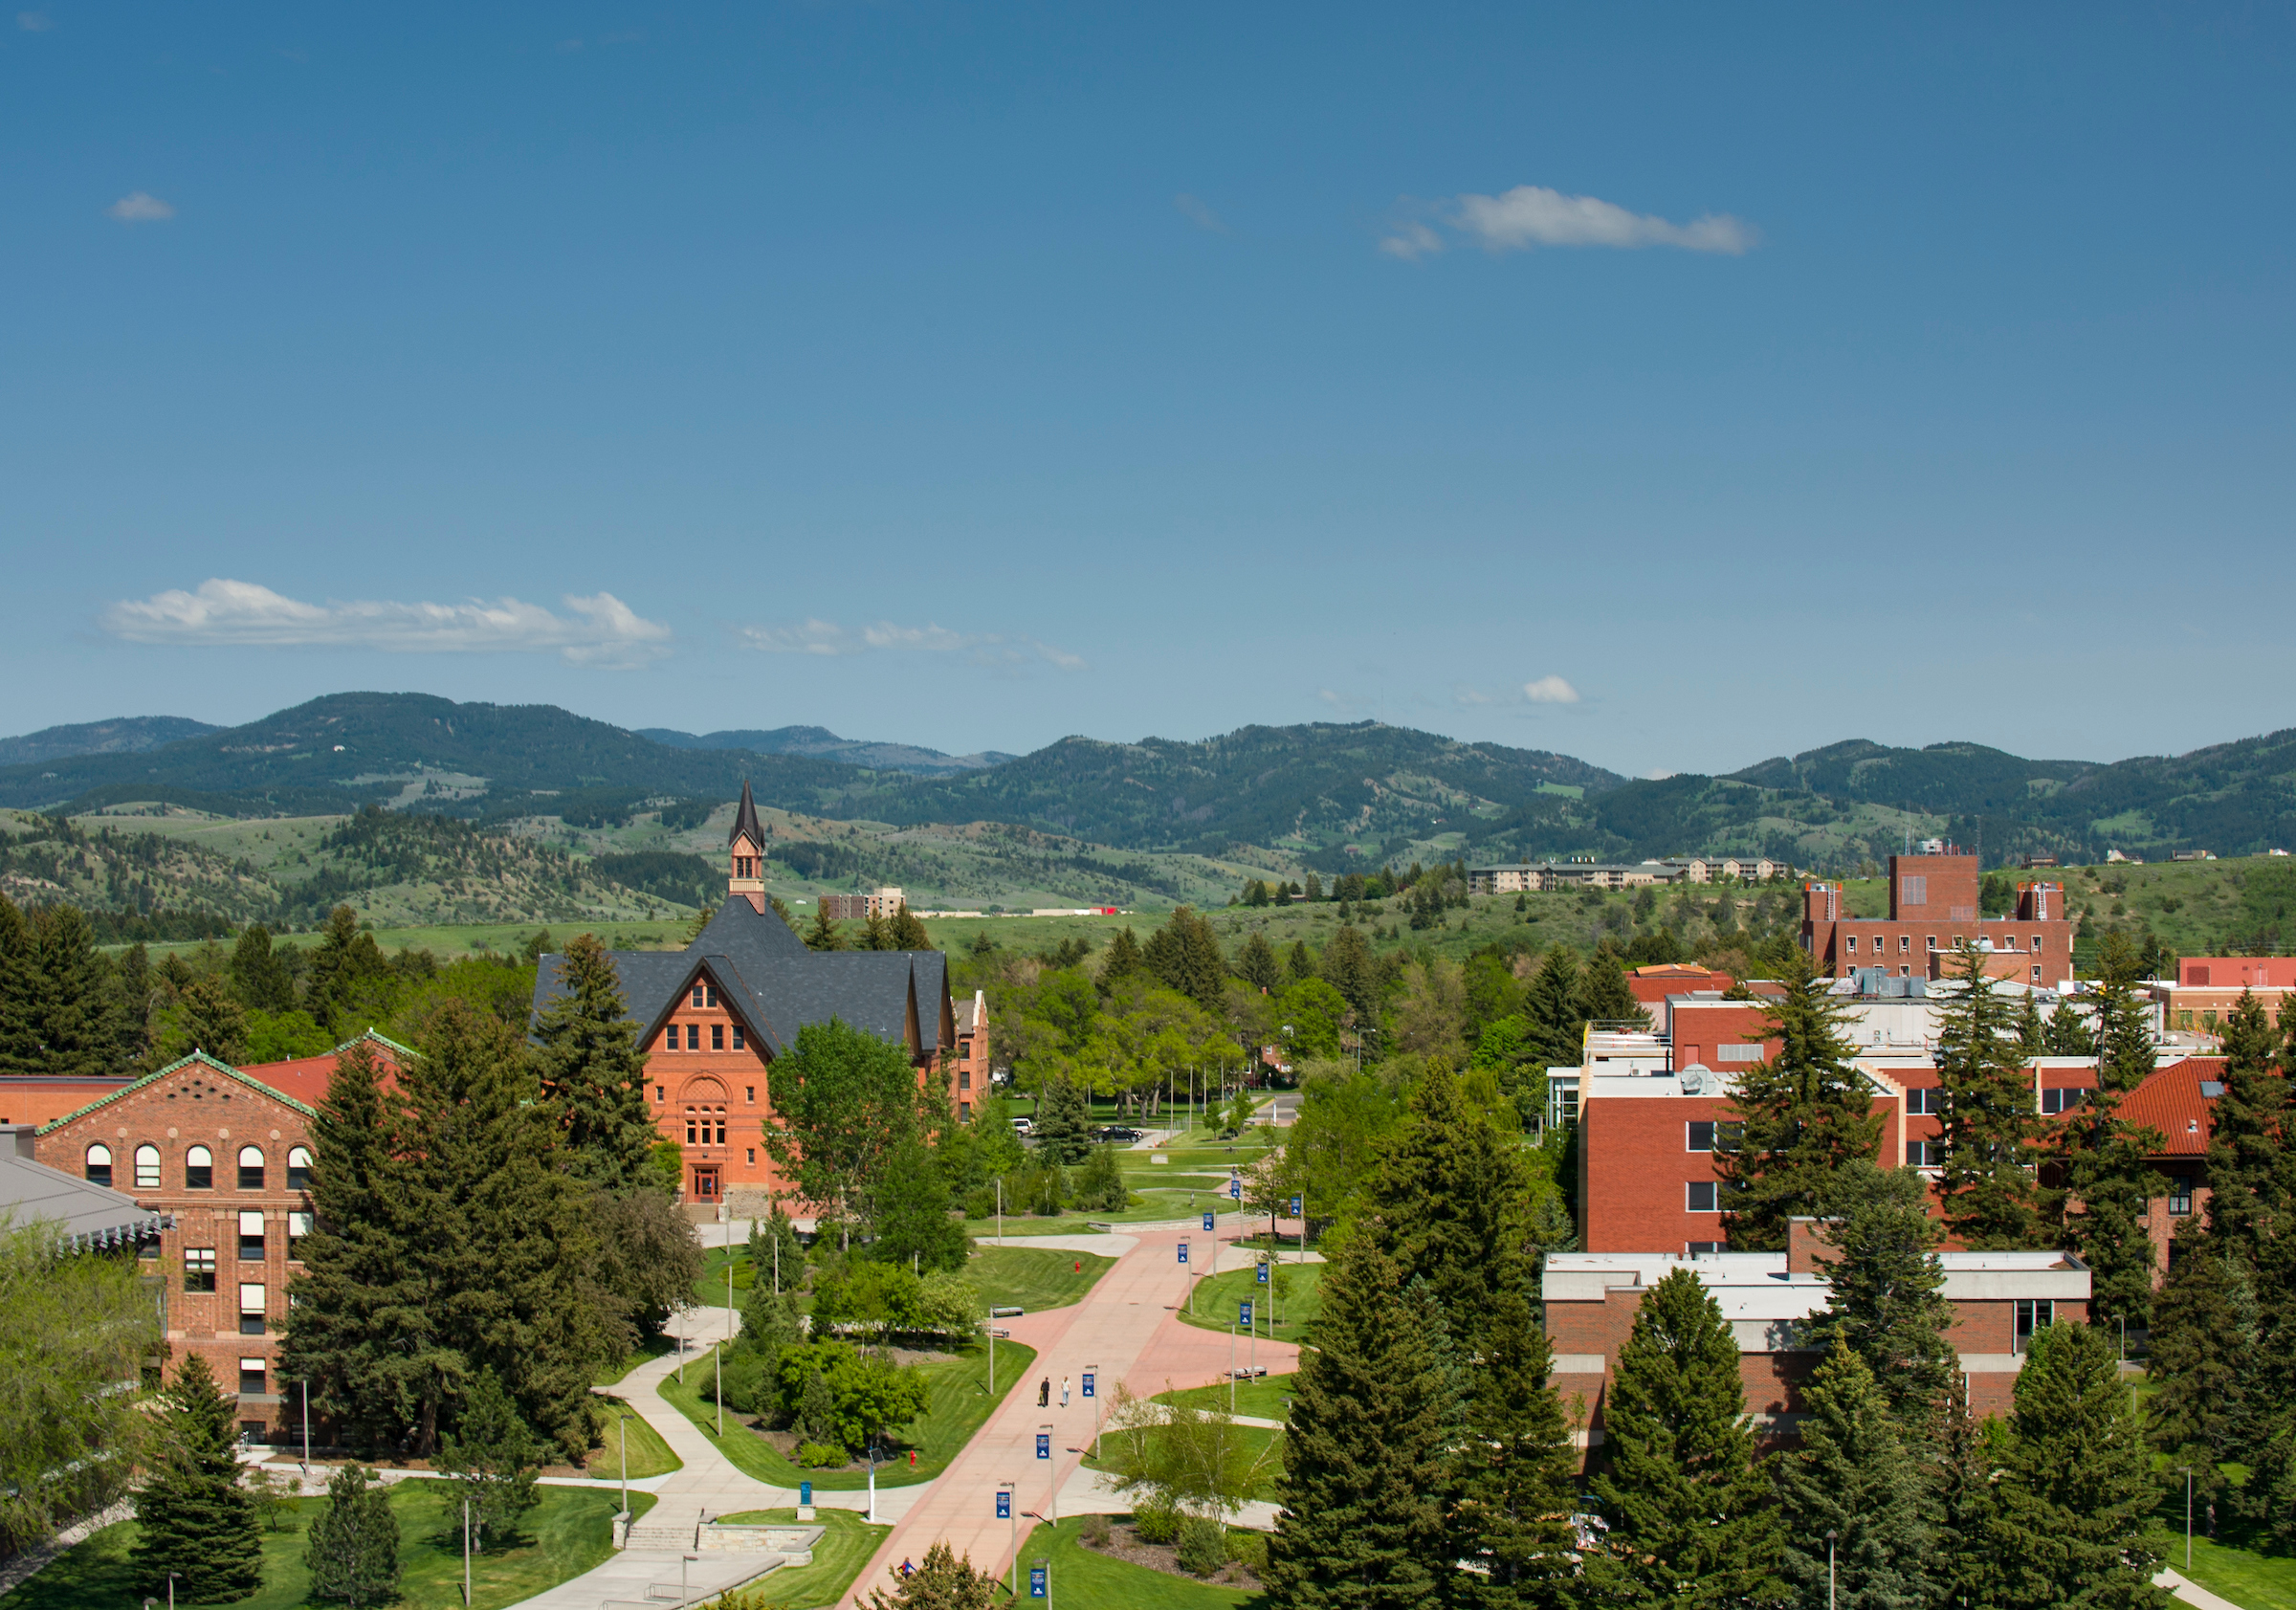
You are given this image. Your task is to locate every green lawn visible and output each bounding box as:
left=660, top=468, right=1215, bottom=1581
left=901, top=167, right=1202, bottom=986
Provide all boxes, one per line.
left=968, top=1246, right=1115, bottom=1312
left=1156, top=1374, right=1297, bottom=1423
left=598, top=1333, right=678, bottom=1384
left=0, top=1481, right=651, bottom=1610
left=2148, top=1525, right=2296, bottom=1608
left=706, top=1508, right=890, bottom=1608
left=659, top=1341, right=1038, bottom=1490
left=1177, top=1264, right=1323, bottom=1346
left=1013, top=1518, right=1258, bottom=1610
left=588, top=1396, right=683, bottom=1479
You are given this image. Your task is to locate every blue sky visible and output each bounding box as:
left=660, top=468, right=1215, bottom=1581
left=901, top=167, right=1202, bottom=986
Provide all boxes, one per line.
left=5, top=2, right=2292, bottom=778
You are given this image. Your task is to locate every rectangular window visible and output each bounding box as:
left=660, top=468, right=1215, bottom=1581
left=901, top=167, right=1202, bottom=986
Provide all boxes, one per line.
left=705, top=983, right=718, bottom=1007
left=655, top=1085, right=665, bottom=1101
left=1927, top=936, right=1938, bottom=951
left=1907, top=1140, right=1940, bottom=1167
left=186, top=1247, right=217, bottom=1292
left=2041, top=1089, right=2087, bottom=1115
left=732, top=1026, right=745, bottom=1052
left=2032, top=966, right=2042, bottom=981
left=959, top=1101, right=972, bottom=1121
left=686, top=1024, right=701, bottom=1050
left=2170, top=1175, right=2194, bottom=1216
left=1845, top=936, right=1858, bottom=954
left=1907, top=1087, right=1944, bottom=1115
left=1715, top=1121, right=1744, bottom=1154
left=663, top=1026, right=678, bottom=1052
left=692, top=984, right=705, bottom=1008
left=239, top=1283, right=266, bottom=1334
left=746, top=1147, right=756, bottom=1165
left=745, top=1086, right=756, bottom=1103
left=2014, top=1298, right=2054, bottom=1352
left=1900, top=936, right=1910, bottom=955
left=136, top=1148, right=161, bottom=1190
left=959, top=1069, right=972, bottom=1091
left=288, top=1211, right=312, bottom=1255
left=1902, top=875, right=1927, bottom=907
left=239, top=1358, right=266, bottom=1397
left=1687, top=1241, right=1725, bottom=1256
left=1687, top=1181, right=1719, bottom=1212
left=238, top=1210, right=266, bottom=1261
left=712, top=1024, right=725, bottom=1051
left=1687, top=1121, right=1715, bottom=1153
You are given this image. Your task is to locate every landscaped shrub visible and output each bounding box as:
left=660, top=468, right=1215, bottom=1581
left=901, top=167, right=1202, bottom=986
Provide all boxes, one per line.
left=1071, top=1145, right=1129, bottom=1213
left=798, top=1442, right=847, bottom=1468
left=1080, top=1512, right=1111, bottom=1549
left=1225, top=1528, right=1268, bottom=1575
left=1176, top=1517, right=1226, bottom=1577
left=1131, top=1494, right=1181, bottom=1545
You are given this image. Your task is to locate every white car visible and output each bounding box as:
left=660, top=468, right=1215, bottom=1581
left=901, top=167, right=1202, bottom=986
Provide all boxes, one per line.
left=1010, top=1116, right=1034, bottom=1135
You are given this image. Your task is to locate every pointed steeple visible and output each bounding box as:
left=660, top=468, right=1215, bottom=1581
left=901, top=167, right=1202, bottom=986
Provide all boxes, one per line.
left=728, top=781, right=767, bottom=913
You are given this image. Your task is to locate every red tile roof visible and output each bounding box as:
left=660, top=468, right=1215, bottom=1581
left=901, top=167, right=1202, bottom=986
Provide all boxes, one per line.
left=236, top=1035, right=408, bottom=1108
left=2118, top=1056, right=2231, bottom=1156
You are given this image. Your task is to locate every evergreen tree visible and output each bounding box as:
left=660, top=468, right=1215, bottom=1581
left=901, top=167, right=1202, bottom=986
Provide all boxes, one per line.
left=1030, top=1073, right=1095, bottom=1165
left=1585, top=1268, right=1782, bottom=1605
left=1144, top=908, right=1229, bottom=1009
left=531, top=934, right=657, bottom=1191
left=889, top=906, right=932, bottom=949
left=1304, top=872, right=1323, bottom=903
left=1099, top=926, right=1145, bottom=985
left=861, top=1538, right=1001, bottom=1609
left=1574, top=939, right=1644, bottom=1026
left=1368, top=1069, right=1531, bottom=1361
left=1238, top=932, right=1282, bottom=993
left=806, top=907, right=849, bottom=951
left=1316, top=925, right=1378, bottom=1025
left=1285, top=938, right=1315, bottom=989
left=1935, top=946, right=2045, bottom=1249
left=1521, top=946, right=1583, bottom=1070
left=1265, top=1238, right=1455, bottom=1608
left=871, top=1138, right=968, bottom=1272
left=28, top=905, right=130, bottom=1075
left=2016, top=992, right=2047, bottom=1057
left=230, top=925, right=296, bottom=1014
left=2044, top=1001, right=2096, bottom=1056
left=1071, top=1142, right=1129, bottom=1212
left=0, top=893, right=37, bottom=1074
left=861, top=911, right=895, bottom=950
left=1772, top=1341, right=1938, bottom=1610
left=2204, top=988, right=2286, bottom=1264
left=747, top=1205, right=806, bottom=1297
left=1450, top=1282, right=1578, bottom=1607
left=1718, top=957, right=1884, bottom=1252
left=133, top=1355, right=264, bottom=1602
left=2146, top=1223, right=2245, bottom=1511
left=436, top=1369, right=544, bottom=1549
left=163, top=973, right=249, bottom=1065
left=1989, top=1321, right=2168, bottom=1610
left=2051, top=936, right=2167, bottom=1330
left=1933, top=1392, right=2002, bottom=1609
left=1804, top=1161, right=1958, bottom=1439
left=304, top=1463, right=399, bottom=1608
left=304, top=906, right=391, bottom=1036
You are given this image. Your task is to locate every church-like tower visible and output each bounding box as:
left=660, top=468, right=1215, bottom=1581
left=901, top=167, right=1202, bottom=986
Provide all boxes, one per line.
left=728, top=778, right=766, bottom=914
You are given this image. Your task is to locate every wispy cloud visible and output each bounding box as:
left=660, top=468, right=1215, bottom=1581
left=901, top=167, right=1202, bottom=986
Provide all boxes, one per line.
left=740, top=618, right=1085, bottom=673
left=1380, top=184, right=1756, bottom=260
left=1174, top=193, right=1226, bottom=233
left=1523, top=674, right=1580, bottom=704
left=106, top=191, right=175, bottom=223
left=17, top=11, right=54, bottom=31
left=101, top=579, right=672, bottom=667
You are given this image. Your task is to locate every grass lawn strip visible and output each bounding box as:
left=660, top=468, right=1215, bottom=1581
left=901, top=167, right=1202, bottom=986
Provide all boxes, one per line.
left=1013, top=1518, right=1255, bottom=1610
left=2147, top=1527, right=2296, bottom=1609
left=967, top=1246, right=1115, bottom=1312
left=1176, top=1264, right=1323, bottom=1346
left=657, top=1341, right=1037, bottom=1491
left=1154, top=1374, right=1297, bottom=1423
left=588, top=1396, right=682, bottom=1479
left=0, top=1481, right=650, bottom=1610
left=702, top=1508, right=889, bottom=1608
left=597, top=1334, right=678, bottom=1385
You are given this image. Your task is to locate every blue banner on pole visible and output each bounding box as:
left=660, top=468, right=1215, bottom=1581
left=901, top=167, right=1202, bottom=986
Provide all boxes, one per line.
left=1290, top=1194, right=1302, bottom=1218
left=1240, top=1299, right=1253, bottom=1328
left=1230, top=1177, right=1242, bottom=1201
left=1081, top=1371, right=1095, bottom=1399
left=1256, top=1260, right=1269, bottom=1285
left=1178, top=1241, right=1189, bottom=1265
left=997, top=1489, right=1011, bottom=1519
left=799, top=1480, right=811, bottom=1506
left=1036, top=1431, right=1050, bottom=1460
left=1202, top=1209, right=1215, bottom=1232
left=1029, top=1563, right=1048, bottom=1599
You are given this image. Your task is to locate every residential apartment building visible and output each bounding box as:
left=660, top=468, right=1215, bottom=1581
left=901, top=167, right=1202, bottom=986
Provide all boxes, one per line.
left=1662, top=855, right=1785, bottom=884
left=1468, top=861, right=1673, bottom=895
left=1799, top=848, right=2074, bottom=984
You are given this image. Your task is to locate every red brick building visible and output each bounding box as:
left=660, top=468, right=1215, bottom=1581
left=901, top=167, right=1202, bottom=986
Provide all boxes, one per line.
left=29, top=1032, right=409, bottom=1442
left=1800, top=849, right=2073, bottom=985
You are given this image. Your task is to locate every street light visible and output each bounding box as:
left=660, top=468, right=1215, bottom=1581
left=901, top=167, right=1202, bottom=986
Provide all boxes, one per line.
left=1825, top=1530, right=1837, bottom=1610
left=617, top=1412, right=632, bottom=1531
left=2177, top=1465, right=2195, bottom=1571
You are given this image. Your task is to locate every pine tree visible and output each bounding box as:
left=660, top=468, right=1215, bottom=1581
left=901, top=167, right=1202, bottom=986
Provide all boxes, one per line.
left=2016, top=992, right=2047, bottom=1057
left=1933, top=1392, right=2001, bottom=1609
left=871, top=1138, right=967, bottom=1272
left=1719, top=957, right=1885, bottom=1251
left=1989, top=1321, right=2168, bottom=1610
left=1099, top=926, right=1145, bottom=985
left=1238, top=932, right=1282, bottom=993
left=1935, top=946, right=2045, bottom=1249
left=861, top=1538, right=1002, bottom=1609
left=1450, top=1283, right=1578, bottom=1607
left=806, top=907, right=849, bottom=951
left=1030, top=1074, right=1095, bottom=1165
left=2146, top=1223, right=2245, bottom=1510
left=437, top=1369, right=543, bottom=1549
left=1574, top=939, right=1644, bottom=1027
left=2044, top=1001, right=2096, bottom=1056
left=1265, top=1238, right=1455, bottom=1608
left=862, top=911, right=895, bottom=950
left=304, top=905, right=391, bottom=1036
left=747, top=1205, right=806, bottom=1298
left=1368, top=1069, right=1532, bottom=1361
left=304, top=1463, right=400, bottom=1608
left=1521, top=946, right=1583, bottom=1070
left=133, top=1354, right=264, bottom=1602
left=1772, top=1341, right=1937, bottom=1610
left=889, top=907, right=932, bottom=949
left=2052, top=935, right=2167, bottom=1330
left=1803, top=1161, right=1958, bottom=1439
left=28, top=905, right=130, bottom=1075
left=1285, top=938, right=1315, bottom=989
left=163, top=973, right=249, bottom=1065
left=2204, top=988, right=2286, bottom=1264
left=532, top=934, right=657, bottom=1191
left=1144, top=908, right=1228, bottom=1009
left=0, top=893, right=38, bottom=1074
left=1583, top=1269, right=1783, bottom=1605
left=1316, top=925, right=1378, bottom=1024
left=230, top=925, right=296, bottom=1014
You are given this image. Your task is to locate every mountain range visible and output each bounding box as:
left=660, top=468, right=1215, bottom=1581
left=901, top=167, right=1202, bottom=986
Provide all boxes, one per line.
left=2, top=693, right=2291, bottom=876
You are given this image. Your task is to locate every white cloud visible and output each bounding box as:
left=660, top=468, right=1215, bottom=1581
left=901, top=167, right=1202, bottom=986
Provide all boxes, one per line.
left=740, top=618, right=1085, bottom=673
left=17, top=11, right=54, bottom=31
left=1522, top=675, right=1581, bottom=704
left=1174, top=193, right=1226, bottom=233
left=106, top=191, right=175, bottom=223
left=101, top=579, right=672, bottom=667
left=1381, top=185, right=1756, bottom=260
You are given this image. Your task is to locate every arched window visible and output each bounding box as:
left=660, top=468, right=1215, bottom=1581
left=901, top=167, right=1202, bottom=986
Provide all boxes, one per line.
left=134, top=1144, right=161, bottom=1190
left=237, top=1145, right=265, bottom=1191
left=287, top=1147, right=313, bottom=1192
left=85, top=1144, right=113, bottom=1187
left=186, top=1146, right=213, bottom=1190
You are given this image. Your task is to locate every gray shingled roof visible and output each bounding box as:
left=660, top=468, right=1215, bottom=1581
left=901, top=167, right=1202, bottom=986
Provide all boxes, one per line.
left=531, top=899, right=949, bottom=1060
left=0, top=1133, right=167, bottom=1252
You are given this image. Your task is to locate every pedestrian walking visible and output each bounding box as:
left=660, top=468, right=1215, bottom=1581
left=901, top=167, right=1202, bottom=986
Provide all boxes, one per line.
left=1038, top=1376, right=1050, bottom=1407
left=1060, top=1376, right=1071, bottom=1408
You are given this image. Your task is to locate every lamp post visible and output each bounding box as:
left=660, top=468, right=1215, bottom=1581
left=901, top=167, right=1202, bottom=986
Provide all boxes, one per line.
left=166, top=1574, right=180, bottom=1610
left=1825, top=1529, right=1837, bottom=1610
left=1039, top=1421, right=1056, bottom=1524
left=463, top=1498, right=473, bottom=1607
left=301, top=1378, right=311, bottom=1473
left=680, top=1553, right=697, bottom=1610
left=618, top=1412, right=631, bottom=1528
left=2178, top=1465, right=2195, bottom=1570
left=998, top=1483, right=1017, bottom=1595
left=867, top=1435, right=880, bottom=1524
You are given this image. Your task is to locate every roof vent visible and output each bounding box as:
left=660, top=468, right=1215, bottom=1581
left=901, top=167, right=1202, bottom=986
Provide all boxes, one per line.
left=2188, top=1119, right=2199, bottom=1134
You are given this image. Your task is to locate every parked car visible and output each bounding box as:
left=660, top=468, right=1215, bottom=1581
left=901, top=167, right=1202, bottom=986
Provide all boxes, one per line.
left=1096, top=1125, right=1144, bottom=1143
left=1010, top=1115, right=1034, bottom=1135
